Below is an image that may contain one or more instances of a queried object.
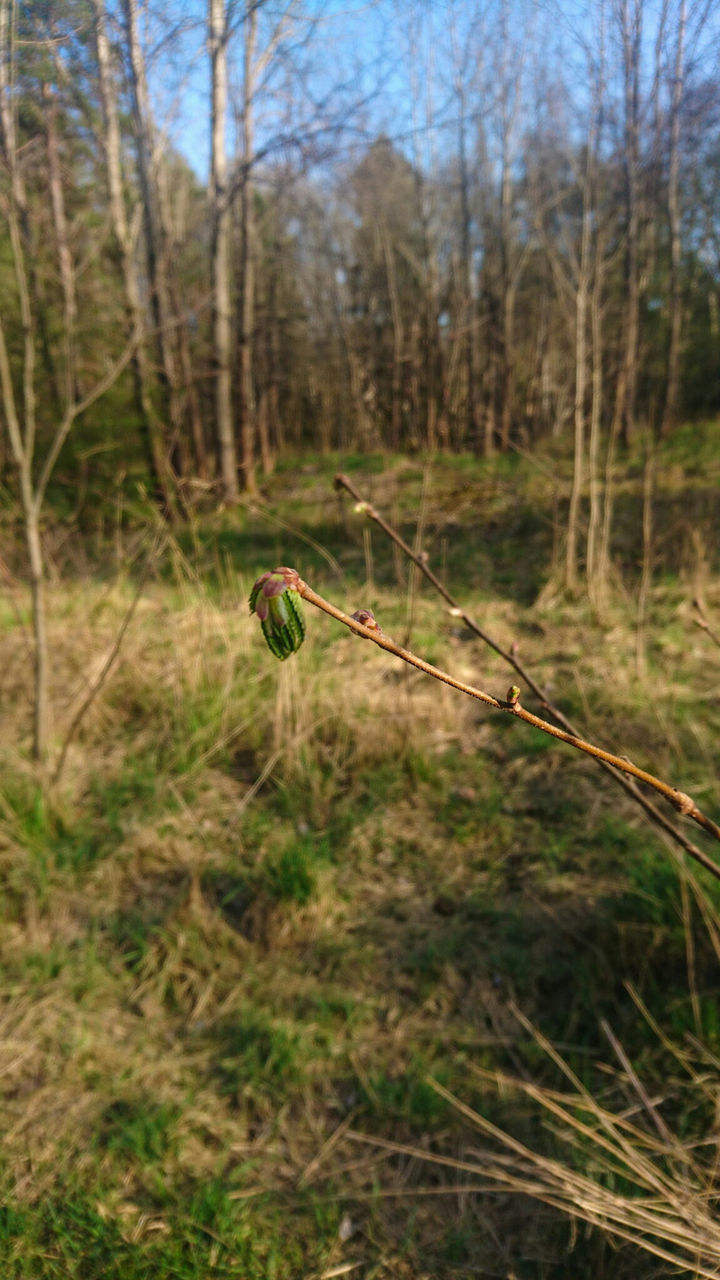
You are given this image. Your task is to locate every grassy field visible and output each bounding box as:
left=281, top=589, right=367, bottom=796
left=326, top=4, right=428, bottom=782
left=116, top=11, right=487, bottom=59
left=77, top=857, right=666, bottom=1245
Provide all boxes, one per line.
left=1, top=430, right=720, bottom=1277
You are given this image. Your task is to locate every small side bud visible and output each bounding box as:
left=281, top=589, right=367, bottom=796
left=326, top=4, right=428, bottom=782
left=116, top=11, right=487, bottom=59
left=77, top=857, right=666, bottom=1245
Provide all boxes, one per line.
left=506, top=685, right=521, bottom=706
left=353, top=501, right=369, bottom=515
left=671, top=788, right=694, bottom=816
left=448, top=607, right=463, bottom=618
left=351, top=608, right=382, bottom=634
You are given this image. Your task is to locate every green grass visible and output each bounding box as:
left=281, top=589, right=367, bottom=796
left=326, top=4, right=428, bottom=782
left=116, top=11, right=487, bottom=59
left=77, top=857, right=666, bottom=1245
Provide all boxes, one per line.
left=208, top=1011, right=304, bottom=1101
left=0, top=1184, right=337, bottom=1279
left=1, top=441, right=720, bottom=1276
left=95, top=1098, right=182, bottom=1163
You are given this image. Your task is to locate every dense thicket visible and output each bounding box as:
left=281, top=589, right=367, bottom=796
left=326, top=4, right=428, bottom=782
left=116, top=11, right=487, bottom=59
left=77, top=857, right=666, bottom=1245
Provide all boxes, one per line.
left=1, top=0, right=719, bottom=511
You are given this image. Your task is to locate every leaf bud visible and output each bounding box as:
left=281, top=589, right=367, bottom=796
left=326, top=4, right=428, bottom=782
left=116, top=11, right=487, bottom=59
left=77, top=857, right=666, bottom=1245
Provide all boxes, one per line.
left=351, top=608, right=381, bottom=633
left=249, top=567, right=305, bottom=660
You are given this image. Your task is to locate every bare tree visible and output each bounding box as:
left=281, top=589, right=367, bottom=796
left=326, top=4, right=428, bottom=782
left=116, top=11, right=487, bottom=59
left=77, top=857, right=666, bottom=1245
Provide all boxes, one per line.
left=0, top=0, right=139, bottom=758
left=42, top=85, right=79, bottom=407
left=449, top=5, right=480, bottom=453
left=123, top=0, right=188, bottom=507
left=660, top=0, right=687, bottom=436
left=495, top=0, right=530, bottom=454
left=526, top=129, right=587, bottom=589
left=237, top=0, right=258, bottom=496
left=614, top=0, right=643, bottom=449
left=405, top=4, right=445, bottom=451
left=209, top=0, right=239, bottom=503
left=92, top=0, right=170, bottom=508
left=565, top=145, right=593, bottom=592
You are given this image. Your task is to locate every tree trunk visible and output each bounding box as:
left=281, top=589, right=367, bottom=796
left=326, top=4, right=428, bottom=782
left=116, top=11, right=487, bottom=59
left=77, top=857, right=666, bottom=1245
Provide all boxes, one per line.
left=618, top=0, right=642, bottom=448
left=566, top=217, right=590, bottom=592
left=209, top=0, right=239, bottom=503
left=660, top=0, right=686, bottom=437
left=457, top=102, right=478, bottom=452
left=237, top=1, right=258, bottom=495
left=499, top=276, right=517, bottom=452
left=0, top=313, right=48, bottom=760
left=43, top=85, right=78, bottom=407
left=124, top=0, right=184, bottom=499
left=0, top=2, right=59, bottom=421
left=498, top=76, right=516, bottom=454
left=0, top=0, right=47, bottom=758
left=381, top=225, right=404, bottom=449
left=26, top=504, right=49, bottom=760
left=586, top=241, right=604, bottom=602
left=92, top=0, right=170, bottom=508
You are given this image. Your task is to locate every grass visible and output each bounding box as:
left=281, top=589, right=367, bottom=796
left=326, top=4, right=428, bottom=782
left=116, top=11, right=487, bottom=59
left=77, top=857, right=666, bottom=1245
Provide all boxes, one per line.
left=1, top=439, right=720, bottom=1275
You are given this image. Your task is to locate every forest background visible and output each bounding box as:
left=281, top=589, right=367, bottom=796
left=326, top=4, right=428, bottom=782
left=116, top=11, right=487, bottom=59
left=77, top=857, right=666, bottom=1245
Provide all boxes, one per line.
left=2, top=0, right=720, bottom=1275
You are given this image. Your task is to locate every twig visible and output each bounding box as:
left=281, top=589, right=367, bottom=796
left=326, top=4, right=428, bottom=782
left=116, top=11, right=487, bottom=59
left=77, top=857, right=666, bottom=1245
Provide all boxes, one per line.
left=0, top=546, right=31, bottom=649
left=635, top=443, right=654, bottom=677
left=242, top=499, right=345, bottom=582
left=52, top=533, right=164, bottom=784
left=692, top=598, right=720, bottom=651
left=289, top=573, right=720, bottom=862
left=333, top=473, right=719, bottom=875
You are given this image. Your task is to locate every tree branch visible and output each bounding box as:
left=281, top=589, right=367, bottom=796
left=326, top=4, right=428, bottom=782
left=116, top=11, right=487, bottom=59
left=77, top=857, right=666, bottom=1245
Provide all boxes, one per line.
left=52, top=532, right=164, bottom=786
left=692, top=598, right=720, bottom=651
left=35, top=323, right=142, bottom=508
left=333, top=472, right=720, bottom=874
left=258, top=569, right=720, bottom=873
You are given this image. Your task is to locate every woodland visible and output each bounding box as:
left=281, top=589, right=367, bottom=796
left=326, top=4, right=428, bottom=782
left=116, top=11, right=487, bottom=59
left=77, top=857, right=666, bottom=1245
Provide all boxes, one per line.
left=1, top=0, right=720, bottom=1276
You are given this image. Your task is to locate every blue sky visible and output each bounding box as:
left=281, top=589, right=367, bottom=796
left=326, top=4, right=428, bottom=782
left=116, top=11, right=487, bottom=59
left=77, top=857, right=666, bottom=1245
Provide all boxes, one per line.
left=146, top=0, right=719, bottom=186
left=148, top=0, right=403, bottom=181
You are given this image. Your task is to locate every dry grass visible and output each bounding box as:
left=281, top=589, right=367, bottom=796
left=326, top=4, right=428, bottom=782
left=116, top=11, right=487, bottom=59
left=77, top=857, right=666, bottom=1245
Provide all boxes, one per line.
left=422, top=978, right=720, bottom=1279
left=0, top=448, right=719, bottom=1275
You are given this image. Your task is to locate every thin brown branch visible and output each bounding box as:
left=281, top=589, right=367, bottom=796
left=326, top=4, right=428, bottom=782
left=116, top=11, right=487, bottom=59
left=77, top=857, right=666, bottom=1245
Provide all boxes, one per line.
left=294, top=574, right=720, bottom=863
left=35, top=323, right=143, bottom=508
left=51, top=533, right=164, bottom=785
left=692, top=598, right=720, bottom=651
left=0, top=305, right=25, bottom=468
left=333, top=473, right=719, bottom=874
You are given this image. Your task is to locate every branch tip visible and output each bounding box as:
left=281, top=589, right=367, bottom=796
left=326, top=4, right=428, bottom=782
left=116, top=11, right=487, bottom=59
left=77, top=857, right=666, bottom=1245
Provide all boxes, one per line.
left=249, top=567, right=305, bottom=660
left=321, top=476, right=720, bottom=872
left=250, top=566, right=720, bottom=859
